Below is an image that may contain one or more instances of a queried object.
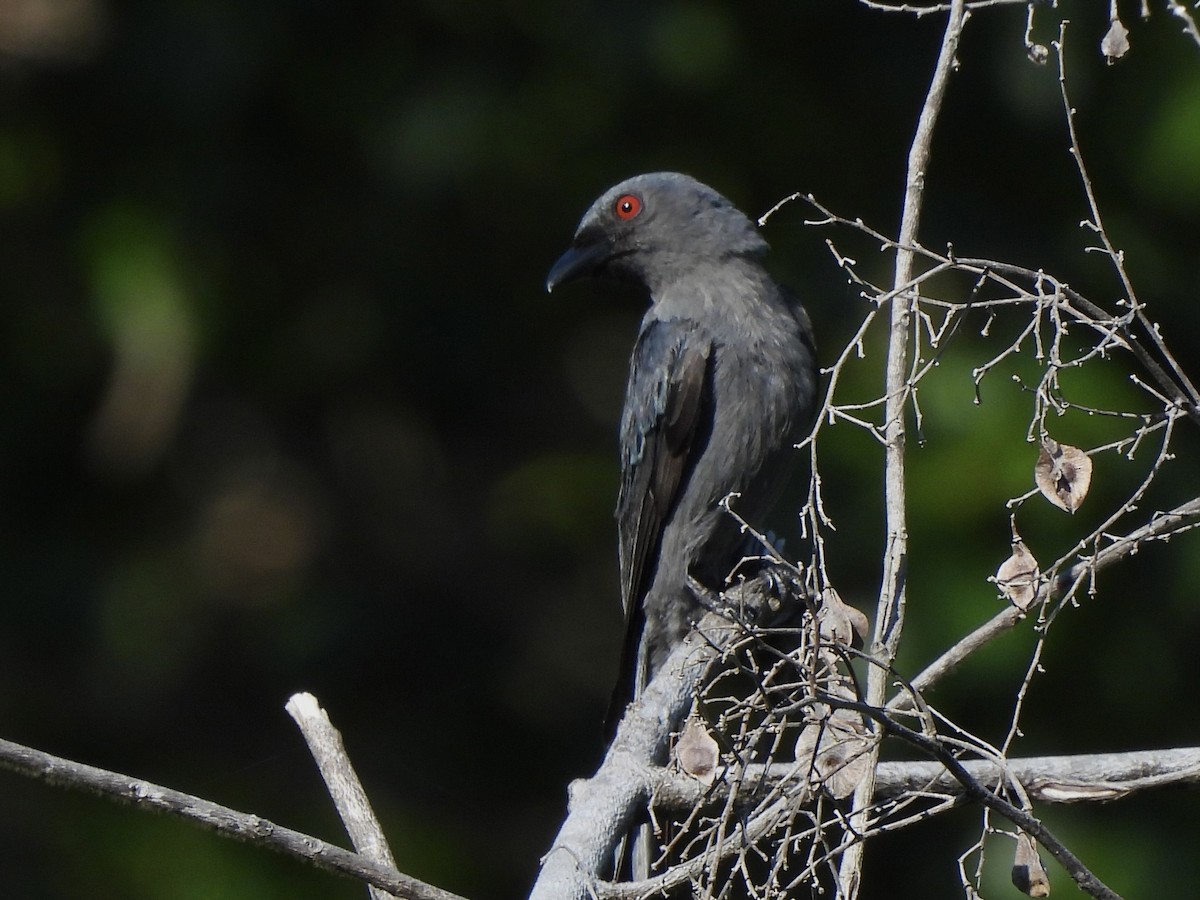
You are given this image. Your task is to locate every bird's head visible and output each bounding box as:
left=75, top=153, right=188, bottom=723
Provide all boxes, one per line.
left=546, top=172, right=768, bottom=295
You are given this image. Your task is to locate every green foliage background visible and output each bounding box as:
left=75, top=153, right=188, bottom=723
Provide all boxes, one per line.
left=1, top=1, right=1198, bottom=897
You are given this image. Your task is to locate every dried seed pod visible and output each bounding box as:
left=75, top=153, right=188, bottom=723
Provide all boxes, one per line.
left=676, top=718, right=720, bottom=786
left=817, top=587, right=870, bottom=646
left=795, top=707, right=872, bottom=800
left=996, top=541, right=1040, bottom=610
left=1101, top=17, right=1130, bottom=64
left=1035, top=437, right=1092, bottom=513
left=1012, top=831, right=1051, bottom=897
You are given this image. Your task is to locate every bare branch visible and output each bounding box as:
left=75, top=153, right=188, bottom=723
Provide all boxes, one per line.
left=529, top=570, right=801, bottom=900
left=286, top=692, right=399, bottom=900
left=0, top=736, right=467, bottom=900
left=853, top=0, right=1025, bottom=15
left=649, top=746, right=1200, bottom=809
left=840, top=0, right=966, bottom=895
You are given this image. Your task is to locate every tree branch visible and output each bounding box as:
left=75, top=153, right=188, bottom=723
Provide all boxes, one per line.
left=0, top=736, right=466, bottom=900
left=529, top=570, right=801, bottom=900
left=648, top=746, right=1200, bottom=810
left=839, top=0, right=966, bottom=895
left=286, top=692, right=399, bottom=900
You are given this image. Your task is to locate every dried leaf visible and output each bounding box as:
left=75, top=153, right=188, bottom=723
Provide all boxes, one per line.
left=1035, top=437, right=1093, bottom=513
left=676, top=718, right=719, bottom=786
left=996, top=541, right=1040, bottom=610
left=817, top=587, right=870, bottom=646
left=1101, top=17, right=1130, bottom=64
left=794, top=708, right=872, bottom=799
left=1012, top=831, right=1051, bottom=897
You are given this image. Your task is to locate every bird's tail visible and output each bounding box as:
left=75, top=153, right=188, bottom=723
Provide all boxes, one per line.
left=603, top=601, right=648, bottom=741
left=605, top=605, right=654, bottom=882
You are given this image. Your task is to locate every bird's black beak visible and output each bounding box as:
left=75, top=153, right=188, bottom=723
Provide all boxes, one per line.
left=546, top=237, right=610, bottom=293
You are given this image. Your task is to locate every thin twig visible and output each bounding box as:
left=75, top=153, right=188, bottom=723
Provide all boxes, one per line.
left=1166, top=0, right=1200, bottom=49
left=1056, top=20, right=1200, bottom=412
left=839, top=700, right=1124, bottom=899
left=892, top=495, right=1200, bottom=705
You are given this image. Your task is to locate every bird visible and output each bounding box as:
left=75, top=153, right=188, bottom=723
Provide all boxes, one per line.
left=546, top=172, right=818, bottom=739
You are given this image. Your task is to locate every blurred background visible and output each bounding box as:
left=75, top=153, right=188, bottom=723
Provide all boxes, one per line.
left=1, top=1, right=1198, bottom=897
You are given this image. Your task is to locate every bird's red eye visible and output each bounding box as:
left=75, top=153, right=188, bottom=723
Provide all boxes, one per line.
left=614, top=194, right=642, bottom=220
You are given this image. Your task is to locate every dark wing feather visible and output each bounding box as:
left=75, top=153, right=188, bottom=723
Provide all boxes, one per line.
left=606, top=318, right=711, bottom=737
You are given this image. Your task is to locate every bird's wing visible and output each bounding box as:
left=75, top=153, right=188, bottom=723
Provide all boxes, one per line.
left=607, top=317, right=711, bottom=734
left=617, top=317, right=712, bottom=614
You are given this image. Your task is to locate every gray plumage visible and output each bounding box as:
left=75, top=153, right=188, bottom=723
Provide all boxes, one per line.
left=547, top=173, right=818, bottom=737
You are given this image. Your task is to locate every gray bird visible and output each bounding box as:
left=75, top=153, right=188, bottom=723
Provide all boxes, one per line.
left=547, top=173, right=818, bottom=737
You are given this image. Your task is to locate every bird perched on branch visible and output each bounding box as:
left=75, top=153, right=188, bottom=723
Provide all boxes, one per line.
left=547, top=173, right=818, bottom=738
